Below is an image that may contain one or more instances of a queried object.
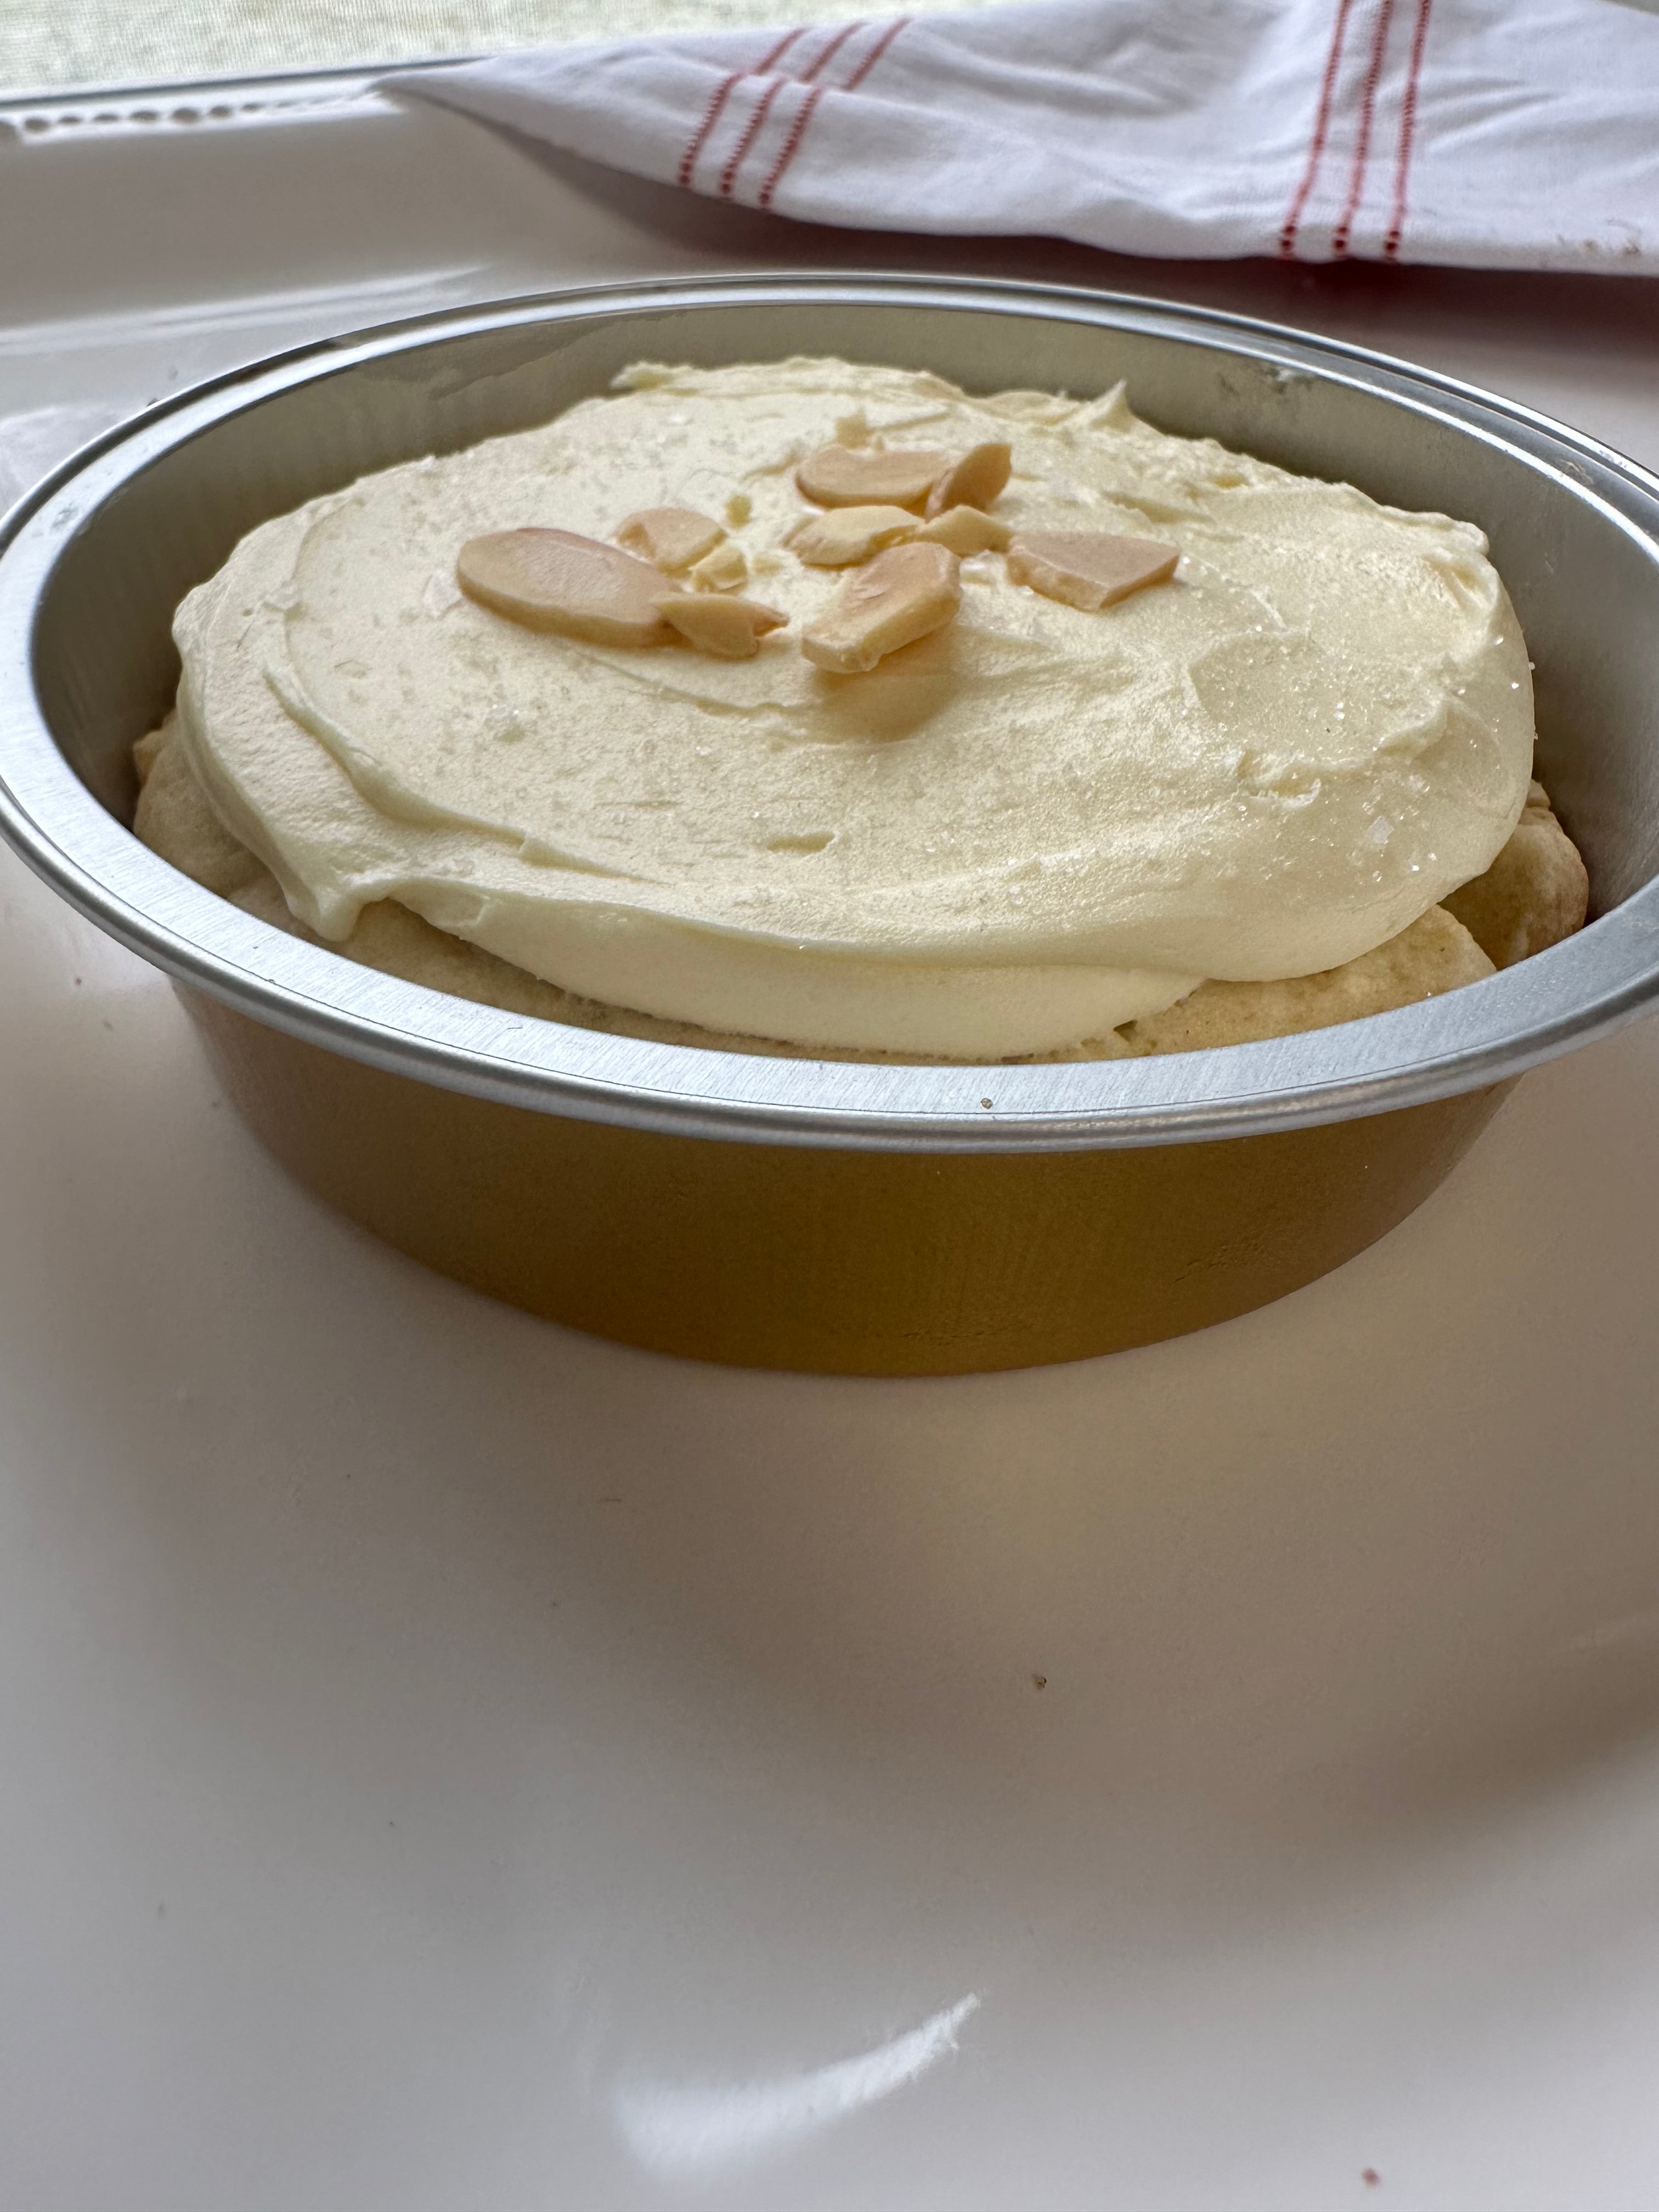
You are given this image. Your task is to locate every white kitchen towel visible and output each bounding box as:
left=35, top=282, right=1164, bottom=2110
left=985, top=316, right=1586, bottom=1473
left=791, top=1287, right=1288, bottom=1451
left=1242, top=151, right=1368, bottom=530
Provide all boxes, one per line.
left=388, top=0, right=1659, bottom=273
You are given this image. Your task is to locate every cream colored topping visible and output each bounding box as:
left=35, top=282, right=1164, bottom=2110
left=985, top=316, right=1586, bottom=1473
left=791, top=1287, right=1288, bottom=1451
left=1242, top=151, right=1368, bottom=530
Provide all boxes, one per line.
left=134, top=713, right=1510, bottom=1067
left=172, top=357, right=1535, bottom=1058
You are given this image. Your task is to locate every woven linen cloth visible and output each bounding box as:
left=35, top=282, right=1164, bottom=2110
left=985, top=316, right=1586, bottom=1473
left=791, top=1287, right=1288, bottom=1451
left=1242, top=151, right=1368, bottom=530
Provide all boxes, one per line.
left=388, top=0, right=1659, bottom=273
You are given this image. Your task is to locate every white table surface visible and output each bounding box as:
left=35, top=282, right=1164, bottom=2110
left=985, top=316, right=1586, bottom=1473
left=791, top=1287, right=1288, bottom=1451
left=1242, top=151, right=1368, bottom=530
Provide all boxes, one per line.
left=4, top=80, right=1659, bottom=2212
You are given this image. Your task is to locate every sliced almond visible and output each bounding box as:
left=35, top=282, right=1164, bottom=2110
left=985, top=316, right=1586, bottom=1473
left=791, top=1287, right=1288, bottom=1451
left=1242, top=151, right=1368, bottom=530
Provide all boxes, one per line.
left=1006, top=531, right=1179, bottom=611
left=457, top=528, right=672, bottom=645
left=924, top=441, right=1013, bottom=518
left=795, top=444, right=949, bottom=511
left=614, top=505, right=726, bottom=572
left=689, top=539, right=750, bottom=592
left=801, top=542, right=961, bottom=675
left=915, top=505, right=1012, bottom=556
left=787, top=504, right=919, bottom=568
left=656, top=591, right=788, bottom=659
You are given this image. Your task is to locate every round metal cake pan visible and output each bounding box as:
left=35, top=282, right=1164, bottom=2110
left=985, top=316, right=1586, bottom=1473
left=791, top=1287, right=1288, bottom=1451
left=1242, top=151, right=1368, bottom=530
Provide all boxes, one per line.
left=2, top=275, right=1657, bottom=1372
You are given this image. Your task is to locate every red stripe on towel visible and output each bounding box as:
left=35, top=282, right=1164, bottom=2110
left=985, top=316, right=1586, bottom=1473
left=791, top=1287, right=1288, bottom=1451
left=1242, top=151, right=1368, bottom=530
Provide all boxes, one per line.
left=840, top=15, right=911, bottom=92
left=1330, top=0, right=1398, bottom=256
left=718, top=71, right=790, bottom=196
left=798, top=18, right=865, bottom=81
left=1278, top=0, right=1359, bottom=258
left=677, top=25, right=805, bottom=187
left=758, top=81, right=826, bottom=206
left=751, top=18, right=910, bottom=208
left=1383, top=0, right=1434, bottom=258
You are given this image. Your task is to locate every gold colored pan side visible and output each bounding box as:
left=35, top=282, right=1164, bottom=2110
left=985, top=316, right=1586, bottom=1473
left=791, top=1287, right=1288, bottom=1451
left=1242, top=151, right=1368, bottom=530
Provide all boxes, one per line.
left=187, top=987, right=1511, bottom=1375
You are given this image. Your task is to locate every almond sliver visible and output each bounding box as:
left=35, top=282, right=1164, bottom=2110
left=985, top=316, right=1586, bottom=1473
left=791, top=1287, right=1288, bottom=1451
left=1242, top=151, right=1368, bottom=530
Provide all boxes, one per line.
left=656, top=591, right=788, bottom=659
left=915, top=506, right=1012, bottom=556
left=801, top=541, right=961, bottom=674
left=689, top=540, right=749, bottom=592
left=795, top=444, right=950, bottom=511
left=614, top=506, right=726, bottom=571
left=924, top=442, right=1013, bottom=518
left=787, top=505, right=919, bottom=567
left=458, top=528, right=672, bottom=645
left=1006, top=531, right=1179, bottom=611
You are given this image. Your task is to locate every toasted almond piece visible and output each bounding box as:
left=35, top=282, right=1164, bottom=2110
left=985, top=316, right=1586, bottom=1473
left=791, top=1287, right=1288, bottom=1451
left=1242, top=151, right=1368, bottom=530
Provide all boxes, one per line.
left=915, top=505, right=1013, bottom=556
left=787, top=504, right=920, bottom=568
left=801, top=541, right=961, bottom=674
left=925, top=441, right=1013, bottom=518
left=795, top=444, right=950, bottom=511
left=1006, top=530, right=1179, bottom=611
left=689, top=539, right=749, bottom=592
left=656, top=591, right=788, bottom=659
left=458, top=528, right=672, bottom=645
left=613, top=505, right=726, bottom=572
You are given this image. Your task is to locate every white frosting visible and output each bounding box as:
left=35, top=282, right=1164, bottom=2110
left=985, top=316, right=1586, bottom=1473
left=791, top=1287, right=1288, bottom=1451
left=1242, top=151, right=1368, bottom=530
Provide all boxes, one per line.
left=172, top=358, right=1535, bottom=1058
